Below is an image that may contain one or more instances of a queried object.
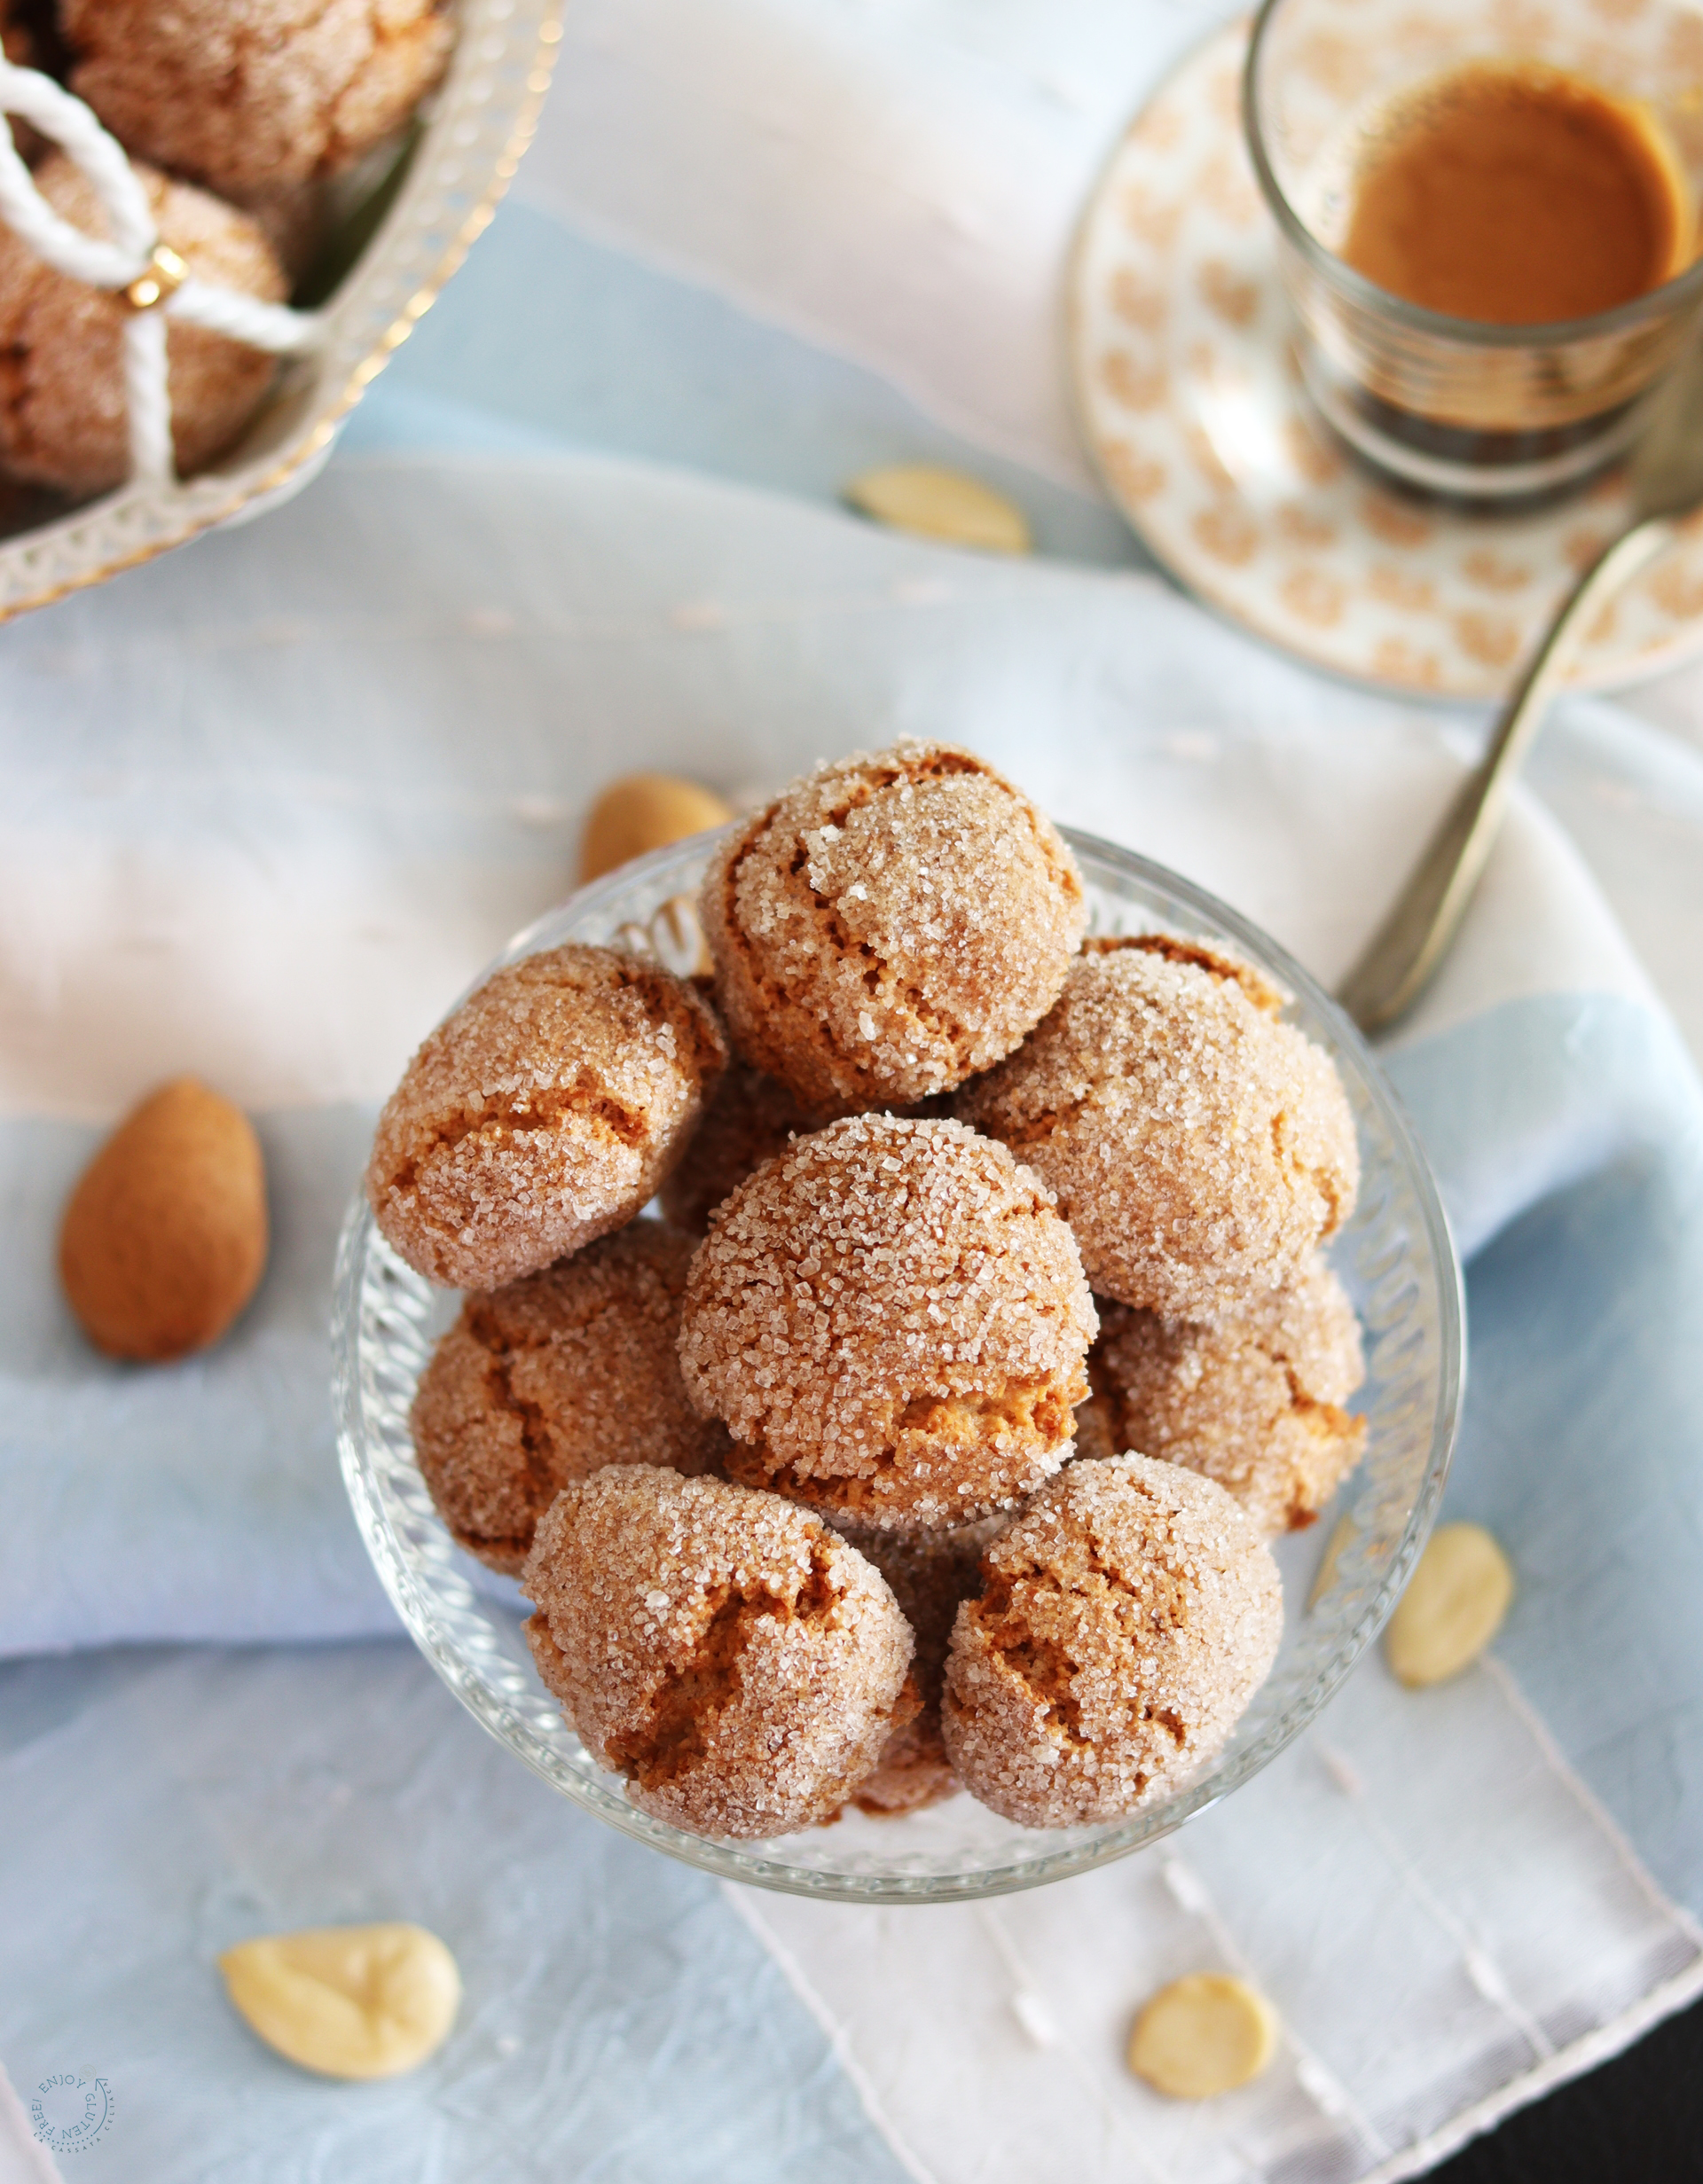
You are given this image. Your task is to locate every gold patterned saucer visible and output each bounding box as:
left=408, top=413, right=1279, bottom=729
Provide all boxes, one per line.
left=1069, top=18, right=1703, bottom=699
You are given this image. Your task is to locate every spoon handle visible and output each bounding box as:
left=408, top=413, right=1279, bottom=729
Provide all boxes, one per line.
left=1337, top=515, right=1675, bottom=1035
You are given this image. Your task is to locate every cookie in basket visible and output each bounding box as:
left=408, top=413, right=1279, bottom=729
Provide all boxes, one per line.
left=0, top=153, right=287, bottom=496
left=60, top=0, right=454, bottom=206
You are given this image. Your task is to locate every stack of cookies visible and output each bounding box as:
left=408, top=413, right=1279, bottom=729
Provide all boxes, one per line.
left=366, top=741, right=1366, bottom=1841
left=0, top=0, right=452, bottom=497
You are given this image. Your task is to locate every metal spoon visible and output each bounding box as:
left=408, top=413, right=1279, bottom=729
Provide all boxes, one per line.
left=1337, top=338, right=1703, bottom=1034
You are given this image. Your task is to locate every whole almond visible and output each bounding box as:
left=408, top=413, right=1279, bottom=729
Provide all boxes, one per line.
left=578, top=774, right=732, bottom=884
left=59, top=1076, right=268, bottom=1361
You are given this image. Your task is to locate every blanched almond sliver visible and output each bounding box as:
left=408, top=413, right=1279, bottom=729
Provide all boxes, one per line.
left=844, top=465, right=1032, bottom=554
left=1385, top=1522, right=1514, bottom=1688
left=219, top=1922, right=461, bottom=2079
left=1128, top=1972, right=1280, bottom=2099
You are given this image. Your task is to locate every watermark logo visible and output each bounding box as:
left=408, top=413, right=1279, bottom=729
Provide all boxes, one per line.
left=30, top=2070, right=114, bottom=2157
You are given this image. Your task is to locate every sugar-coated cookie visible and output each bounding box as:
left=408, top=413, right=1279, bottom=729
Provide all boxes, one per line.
left=941, top=1455, right=1282, bottom=1827
left=834, top=1519, right=996, bottom=1815
left=411, top=1222, right=729, bottom=1575
left=62, top=0, right=453, bottom=202
left=0, top=155, right=286, bottom=497
left=1075, top=1255, right=1366, bottom=1535
left=658, top=1056, right=812, bottom=1237
left=522, top=1467, right=914, bottom=1839
left=957, top=935, right=1358, bottom=1319
left=702, top=740, right=1085, bottom=1115
left=366, top=943, right=726, bottom=1290
left=678, top=1114, right=1096, bottom=1534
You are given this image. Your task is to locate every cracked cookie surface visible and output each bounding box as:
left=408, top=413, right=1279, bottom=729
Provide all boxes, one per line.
left=956, top=935, right=1359, bottom=1320
left=940, top=1454, right=1282, bottom=1827
left=63, top=0, right=453, bottom=202
left=522, top=1467, right=914, bottom=1839
left=678, top=1113, right=1096, bottom=1535
left=366, top=943, right=726, bottom=1289
left=700, top=739, right=1085, bottom=1115
left=1076, top=1255, right=1366, bottom=1536
left=410, top=1222, right=729, bottom=1576
left=0, top=154, right=285, bottom=498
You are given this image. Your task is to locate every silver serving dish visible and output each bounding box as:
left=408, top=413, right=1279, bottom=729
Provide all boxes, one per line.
left=0, top=0, right=561, bottom=622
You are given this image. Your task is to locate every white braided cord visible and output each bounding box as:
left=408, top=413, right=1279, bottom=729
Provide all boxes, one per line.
left=122, top=309, right=169, bottom=480
left=0, top=54, right=325, bottom=484
left=170, top=276, right=321, bottom=351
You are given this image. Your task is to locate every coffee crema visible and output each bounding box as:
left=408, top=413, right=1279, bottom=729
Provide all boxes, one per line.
left=1339, top=61, right=1696, bottom=325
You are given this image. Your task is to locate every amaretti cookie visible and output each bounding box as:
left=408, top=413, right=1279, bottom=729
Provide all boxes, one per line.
left=941, top=1455, right=1283, bottom=1828
left=701, top=740, right=1086, bottom=1115
left=679, top=1114, right=1097, bottom=1534
left=957, top=935, right=1358, bottom=1320
left=62, top=0, right=454, bottom=203
left=659, top=1057, right=811, bottom=1237
left=836, top=1521, right=994, bottom=1815
left=0, top=154, right=286, bottom=498
left=366, top=943, right=726, bottom=1290
left=1075, top=1256, right=1367, bottom=1536
left=410, top=1223, right=729, bottom=1576
left=522, top=1467, right=914, bottom=1839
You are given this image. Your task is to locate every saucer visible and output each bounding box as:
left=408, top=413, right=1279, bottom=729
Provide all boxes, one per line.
left=1068, top=19, right=1703, bottom=701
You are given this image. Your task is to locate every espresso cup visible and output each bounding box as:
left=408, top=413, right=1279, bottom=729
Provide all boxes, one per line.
left=1244, top=0, right=1703, bottom=503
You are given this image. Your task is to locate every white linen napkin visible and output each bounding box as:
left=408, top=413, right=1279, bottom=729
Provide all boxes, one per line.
left=517, top=0, right=1214, bottom=485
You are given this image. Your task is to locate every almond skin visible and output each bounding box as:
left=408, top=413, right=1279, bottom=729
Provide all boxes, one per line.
left=59, top=1076, right=268, bottom=1361
left=578, top=774, right=732, bottom=884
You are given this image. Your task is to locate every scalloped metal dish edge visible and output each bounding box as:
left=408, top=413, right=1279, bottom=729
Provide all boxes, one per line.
left=334, top=826, right=1465, bottom=1903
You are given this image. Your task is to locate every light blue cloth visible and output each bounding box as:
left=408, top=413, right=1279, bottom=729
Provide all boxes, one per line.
left=1385, top=994, right=1703, bottom=1916
left=0, top=1109, right=391, bottom=1652
left=0, top=1641, right=912, bottom=2184
left=339, top=200, right=1148, bottom=571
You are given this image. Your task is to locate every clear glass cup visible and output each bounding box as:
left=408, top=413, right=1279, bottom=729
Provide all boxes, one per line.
left=1244, top=0, right=1703, bottom=503
left=333, top=829, right=1464, bottom=1904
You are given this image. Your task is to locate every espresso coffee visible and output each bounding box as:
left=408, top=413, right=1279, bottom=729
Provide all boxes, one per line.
left=1340, top=62, right=1695, bottom=325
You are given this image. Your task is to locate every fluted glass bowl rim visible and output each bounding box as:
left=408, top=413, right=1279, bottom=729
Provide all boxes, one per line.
left=334, top=825, right=1465, bottom=1903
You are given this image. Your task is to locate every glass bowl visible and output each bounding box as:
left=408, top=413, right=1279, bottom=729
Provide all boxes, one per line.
left=333, top=827, right=1465, bottom=1904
